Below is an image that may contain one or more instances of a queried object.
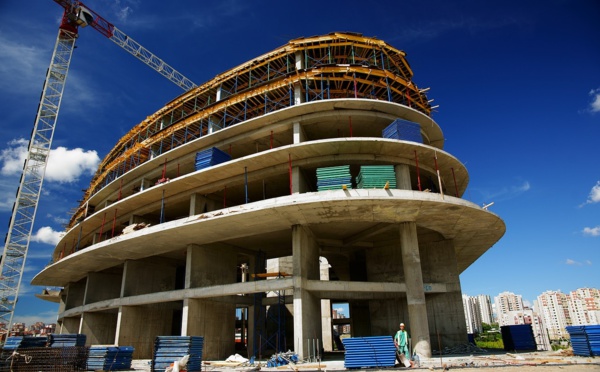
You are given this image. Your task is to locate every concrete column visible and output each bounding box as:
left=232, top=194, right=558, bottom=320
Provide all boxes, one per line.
left=399, top=222, right=431, bottom=357
left=216, top=85, right=223, bottom=101
left=293, top=122, right=306, bottom=144
left=293, top=49, right=303, bottom=106
left=140, top=178, right=150, bottom=192
left=294, top=84, right=303, bottom=105
left=395, top=164, right=412, bottom=190
left=292, top=225, right=321, bottom=359
left=295, top=51, right=303, bottom=70
left=189, top=193, right=208, bottom=216
left=244, top=254, right=257, bottom=356
left=184, top=244, right=237, bottom=359
left=320, top=257, right=333, bottom=351
left=292, top=167, right=309, bottom=194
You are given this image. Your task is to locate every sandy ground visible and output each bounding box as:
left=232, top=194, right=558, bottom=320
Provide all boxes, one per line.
left=130, top=350, right=600, bottom=372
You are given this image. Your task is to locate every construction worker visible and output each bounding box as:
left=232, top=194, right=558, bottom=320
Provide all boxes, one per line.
left=394, top=322, right=413, bottom=367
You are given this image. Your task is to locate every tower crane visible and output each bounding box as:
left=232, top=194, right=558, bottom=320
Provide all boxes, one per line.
left=0, top=0, right=196, bottom=335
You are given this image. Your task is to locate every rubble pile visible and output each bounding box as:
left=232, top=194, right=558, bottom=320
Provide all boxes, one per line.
left=432, top=343, right=488, bottom=355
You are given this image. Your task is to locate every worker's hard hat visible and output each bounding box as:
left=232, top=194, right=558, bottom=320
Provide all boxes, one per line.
left=400, top=323, right=405, bottom=327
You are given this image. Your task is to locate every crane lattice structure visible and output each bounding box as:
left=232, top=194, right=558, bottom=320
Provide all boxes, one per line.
left=0, top=0, right=195, bottom=334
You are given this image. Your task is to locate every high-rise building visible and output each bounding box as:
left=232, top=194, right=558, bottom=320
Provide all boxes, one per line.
left=476, top=294, right=494, bottom=325
left=463, top=295, right=482, bottom=334
left=495, top=291, right=524, bottom=326
left=31, top=32, right=505, bottom=360
left=536, top=290, right=570, bottom=341
left=568, top=288, right=600, bottom=325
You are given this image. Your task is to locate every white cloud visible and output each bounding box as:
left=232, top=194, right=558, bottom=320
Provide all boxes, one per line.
left=583, top=181, right=600, bottom=205
left=515, top=181, right=530, bottom=192
left=0, top=139, right=100, bottom=183
left=589, top=88, right=600, bottom=114
left=31, top=226, right=65, bottom=245
left=566, top=258, right=580, bottom=265
left=45, top=146, right=100, bottom=183
left=0, top=138, right=28, bottom=175
left=582, top=226, right=600, bottom=237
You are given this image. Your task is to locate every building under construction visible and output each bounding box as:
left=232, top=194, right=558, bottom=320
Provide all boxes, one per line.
left=32, top=32, right=505, bottom=360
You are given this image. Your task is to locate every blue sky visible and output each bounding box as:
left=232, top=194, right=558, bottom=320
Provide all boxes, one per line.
left=0, top=1, right=598, bottom=325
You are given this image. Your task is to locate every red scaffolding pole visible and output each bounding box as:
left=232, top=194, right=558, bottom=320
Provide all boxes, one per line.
left=414, top=150, right=422, bottom=191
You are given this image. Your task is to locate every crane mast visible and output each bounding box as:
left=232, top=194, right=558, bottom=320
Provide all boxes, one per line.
left=0, top=0, right=196, bottom=334
left=0, top=18, right=77, bottom=334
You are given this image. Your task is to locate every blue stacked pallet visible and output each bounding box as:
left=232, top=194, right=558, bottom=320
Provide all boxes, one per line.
left=342, top=336, right=396, bottom=369
left=587, top=325, right=600, bottom=356
left=382, top=119, right=422, bottom=143
left=49, top=333, right=87, bottom=347
left=316, top=165, right=352, bottom=191
left=567, top=325, right=600, bottom=357
left=88, top=346, right=134, bottom=371
left=195, top=147, right=231, bottom=171
left=501, top=324, right=536, bottom=351
left=3, top=336, right=49, bottom=349
left=3, top=336, right=24, bottom=350
left=152, top=336, right=204, bottom=372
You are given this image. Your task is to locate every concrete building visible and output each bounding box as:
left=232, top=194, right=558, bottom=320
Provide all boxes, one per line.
left=567, top=288, right=600, bottom=325
left=476, top=294, right=494, bottom=325
left=462, top=295, right=481, bottom=334
left=495, top=291, right=524, bottom=326
left=462, top=294, right=494, bottom=334
left=32, top=32, right=505, bottom=360
left=536, top=291, right=570, bottom=341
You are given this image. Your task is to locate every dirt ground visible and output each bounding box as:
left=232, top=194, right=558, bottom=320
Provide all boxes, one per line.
left=133, top=350, right=600, bottom=372
left=434, top=365, right=600, bottom=371
left=397, top=349, right=600, bottom=371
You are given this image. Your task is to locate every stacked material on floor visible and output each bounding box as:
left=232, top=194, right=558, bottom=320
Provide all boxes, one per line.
left=382, top=119, right=422, bottom=143
left=342, top=336, right=396, bottom=369
left=3, top=336, right=48, bottom=349
left=500, top=324, right=536, bottom=351
left=265, top=351, right=299, bottom=367
left=87, top=346, right=134, bottom=371
left=195, top=147, right=231, bottom=171
left=356, top=165, right=396, bottom=189
left=152, top=336, right=204, bottom=372
left=0, top=346, right=89, bottom=372
left=567, top=325, right=600, bottom=356
left=316, top=165, right=352, bottom=191
left=49, top=334, right=87, bottom=347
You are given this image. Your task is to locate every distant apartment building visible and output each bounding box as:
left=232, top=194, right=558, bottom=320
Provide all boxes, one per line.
left=463, top=294, right=483, bottom=334
left=476, top=294, right=494, bottom=325
left=494, top=291, right=524, bottom=326
left=536, top=290, right=570, bottom=340
left=567, top=288, right=600, bottom=325
left=10, top=322, right=25, bottom=336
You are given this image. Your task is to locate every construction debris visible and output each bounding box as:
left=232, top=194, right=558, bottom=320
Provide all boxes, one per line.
left=121, top=222, right=151, bottom=235
left=265, top=351, right=299, bottom=367
left=432, top=342, right=488, bottom=355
